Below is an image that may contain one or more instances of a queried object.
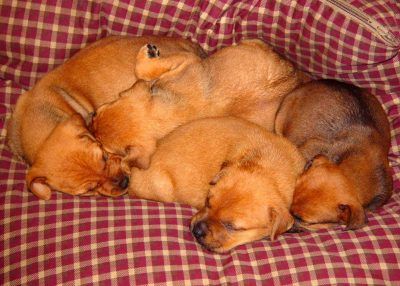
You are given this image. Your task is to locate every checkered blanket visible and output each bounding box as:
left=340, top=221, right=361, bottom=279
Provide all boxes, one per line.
left=1, top=1, right=400, bottom=285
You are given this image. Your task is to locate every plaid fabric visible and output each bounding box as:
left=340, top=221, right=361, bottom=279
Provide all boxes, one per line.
left=1, top=1, right=400, bottom=285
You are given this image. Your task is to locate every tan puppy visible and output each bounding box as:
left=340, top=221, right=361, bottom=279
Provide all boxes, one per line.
left=275, top=80, right=393, bottom=231
left=129, top=117, right=305, bottom=253
left=92, top=40, right=306, bottom=171
left=6, top=36, right=204, bottom=199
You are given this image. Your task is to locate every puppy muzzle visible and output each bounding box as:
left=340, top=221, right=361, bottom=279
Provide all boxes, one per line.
left=118, top=175, right=130, bottom=189
left=192, top=221, right=208, bottom=241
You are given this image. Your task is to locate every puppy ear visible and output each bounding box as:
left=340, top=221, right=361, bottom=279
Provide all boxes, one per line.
left=26, top=170, right=52, bottom=200
left=269, top=207, right=294, bottom=241
left=209, top=161, right=231, bottom=185
left=337, top=203, right=366, bottom=230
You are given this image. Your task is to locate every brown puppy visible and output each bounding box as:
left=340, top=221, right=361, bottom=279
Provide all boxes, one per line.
left=275, top=80, right=392, bottom=231
left=129, top=117, right=305, bottom=253
left=92, top=40, right=305, bottom=170
left=6, top=36, right=204, bottom=199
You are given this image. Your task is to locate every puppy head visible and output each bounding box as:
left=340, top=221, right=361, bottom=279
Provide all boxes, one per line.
left=90, top=81, right=159, bottom=171
left=190, top=167, right=293, bottom=253
left=26, top=114, right=129, bottom=200
left=291, top=156, right=366, bottom=231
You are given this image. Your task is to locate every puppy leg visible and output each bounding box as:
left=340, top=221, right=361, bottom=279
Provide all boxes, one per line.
left=135, top=44, right=199, bottom=81
left=129, top=168, right=175, bottom=203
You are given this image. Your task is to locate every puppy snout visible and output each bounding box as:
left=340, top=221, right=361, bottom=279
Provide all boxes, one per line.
left=192, top=221, right=208, bottom=240
left=118, top=176, right=130, bottom=189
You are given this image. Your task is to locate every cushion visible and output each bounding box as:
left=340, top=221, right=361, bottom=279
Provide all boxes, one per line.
left=1, top=1, right=399, bottom=285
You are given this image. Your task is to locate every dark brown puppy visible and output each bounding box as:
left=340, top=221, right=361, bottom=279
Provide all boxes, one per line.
left=6, top=36, right=204, bottom=199
left=275, top=79, right=392, bottom=231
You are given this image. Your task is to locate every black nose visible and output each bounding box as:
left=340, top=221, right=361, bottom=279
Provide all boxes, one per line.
left=192, top=221, right=208, bottom=239
left=118, top=176, right=130, bottom=189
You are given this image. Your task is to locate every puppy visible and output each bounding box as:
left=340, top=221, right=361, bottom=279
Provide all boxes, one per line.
left=275, top=80, right=393, bottom=231
left=92, top=40, right=306, bottom=170
left=129, top=117, right=305, bottom=253
left=6, top=36, right=204, bottom=199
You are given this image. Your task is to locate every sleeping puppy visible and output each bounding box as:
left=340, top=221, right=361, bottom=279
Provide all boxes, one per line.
left=275, top=80, right=393, bottom=231
left=6, top=36, right=204, bottom=199
left=91, top=40, right=306, bottom=170
left=129, top=117, right=305, bottom=253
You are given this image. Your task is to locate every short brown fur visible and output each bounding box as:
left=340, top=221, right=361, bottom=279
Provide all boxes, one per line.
left=129, top=117, right=305, bottom=252
left=92, top=40, right=306, bottom=169
left=275, top=80, right=392, bottom=231
left=6, top=36, right=204, bottom=199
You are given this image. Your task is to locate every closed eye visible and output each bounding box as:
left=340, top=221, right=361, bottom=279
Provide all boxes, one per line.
left=222, top=221, right=246, bottom=232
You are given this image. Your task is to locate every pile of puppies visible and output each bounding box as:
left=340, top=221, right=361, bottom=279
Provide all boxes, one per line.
left=7, top=36, right=392, bottom=253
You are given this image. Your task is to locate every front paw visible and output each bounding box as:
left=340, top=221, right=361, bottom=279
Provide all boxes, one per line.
left=146, top=44, right=160, bottom=58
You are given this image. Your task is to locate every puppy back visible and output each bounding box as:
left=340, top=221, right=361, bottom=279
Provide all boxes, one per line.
left=276, top=79, right=393, bottom=208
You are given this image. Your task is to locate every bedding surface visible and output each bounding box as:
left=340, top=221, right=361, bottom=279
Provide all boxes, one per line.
left=1, top=1, right=400, bottom=285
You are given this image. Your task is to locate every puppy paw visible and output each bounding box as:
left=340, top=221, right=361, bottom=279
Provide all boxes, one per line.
left=146, top=44, right=160, bottom=58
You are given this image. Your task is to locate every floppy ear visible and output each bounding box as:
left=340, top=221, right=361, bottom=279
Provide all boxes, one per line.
left=269, top=208, right=294, bottom=241
left=337, top=203, right=366, bottom=230
left=26, top=170, right=52, bottom=200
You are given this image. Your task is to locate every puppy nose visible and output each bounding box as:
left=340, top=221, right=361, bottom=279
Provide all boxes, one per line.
left=192, top=221, right=208, bottom=239
left=118, top=176, right=130, bottom=189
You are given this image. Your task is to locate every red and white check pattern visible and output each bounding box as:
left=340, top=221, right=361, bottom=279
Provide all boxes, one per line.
left=1, top=1, right=400, bottom=285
